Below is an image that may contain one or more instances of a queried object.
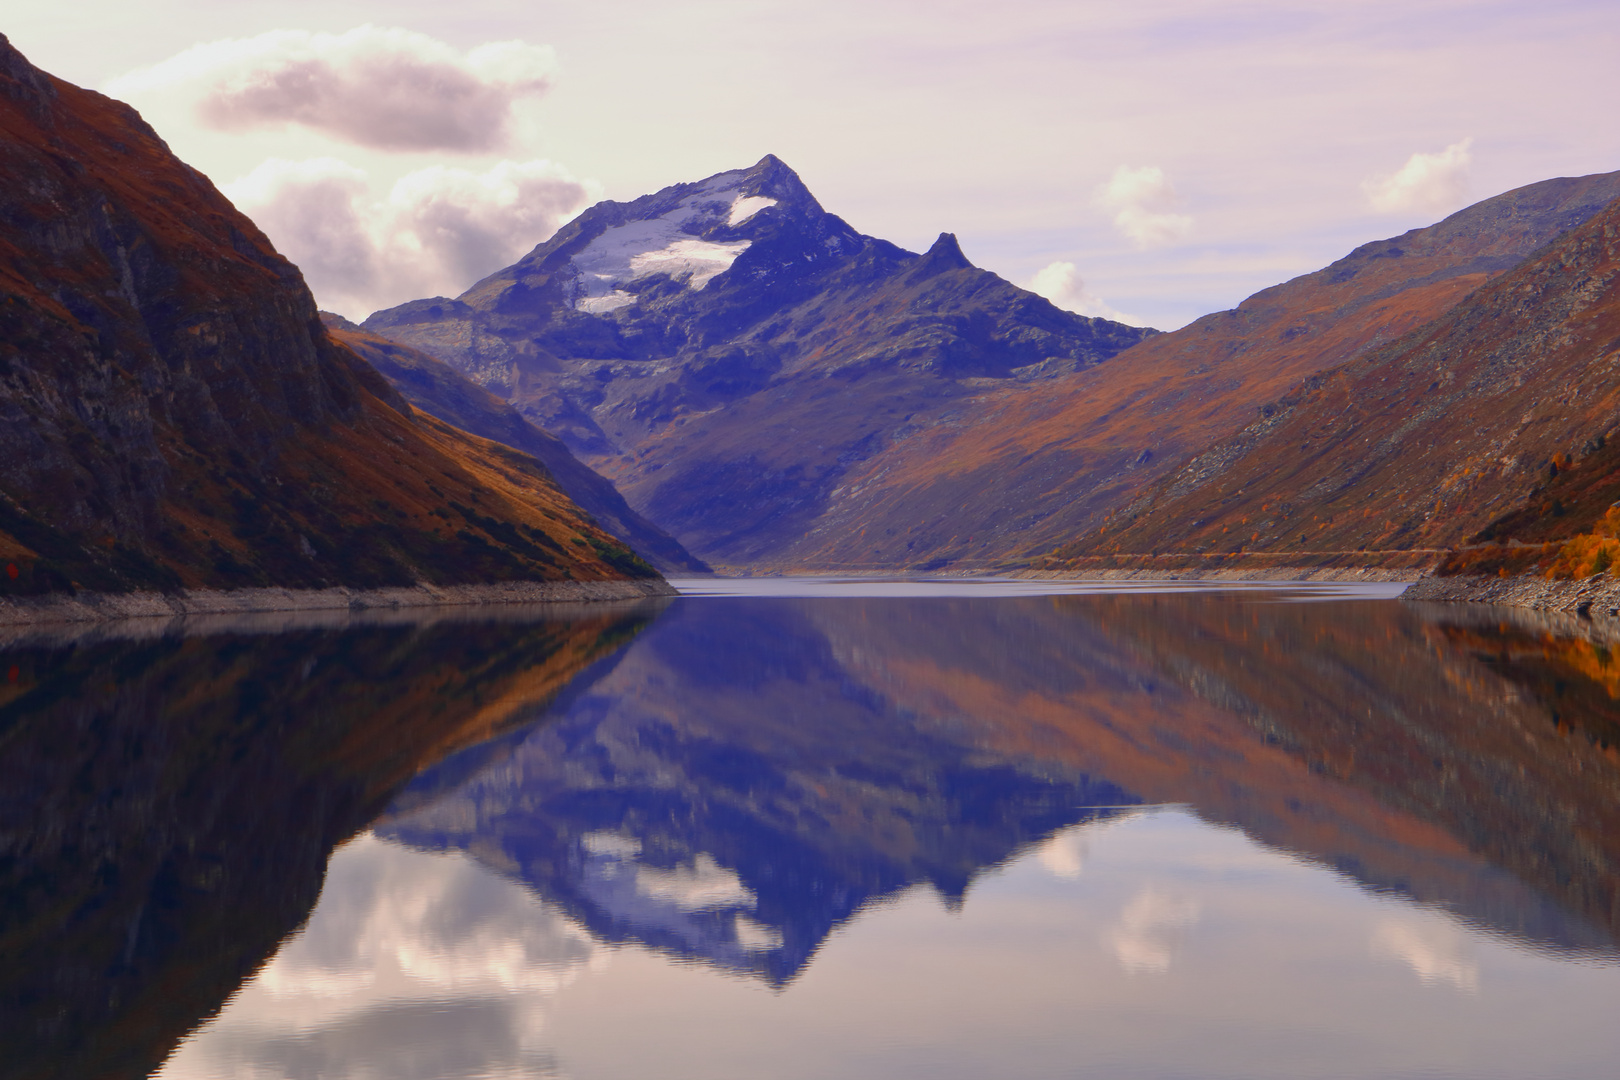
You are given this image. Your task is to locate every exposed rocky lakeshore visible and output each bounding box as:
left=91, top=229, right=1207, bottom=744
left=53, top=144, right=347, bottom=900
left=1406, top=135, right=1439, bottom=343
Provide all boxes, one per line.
left=1011, top=565, right=1419, bottom=582
left=1404, top=573, right=1620, bottom=616
left=0, top=577, right=675, bottom=628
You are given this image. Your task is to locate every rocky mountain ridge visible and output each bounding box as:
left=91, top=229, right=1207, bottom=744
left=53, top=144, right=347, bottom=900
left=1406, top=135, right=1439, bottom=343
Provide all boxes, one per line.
left=366, top=160, right=1620, bottom=570
left=364, top=156, right=1153, bottom=565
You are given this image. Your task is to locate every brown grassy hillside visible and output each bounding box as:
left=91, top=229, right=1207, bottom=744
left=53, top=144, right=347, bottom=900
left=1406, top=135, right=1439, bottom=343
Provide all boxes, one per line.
left=1045, top=192, right=1620, bottom=568
left=780, top=172, right=1620, bottom=570
left=0, top=34, right=655, bottom=598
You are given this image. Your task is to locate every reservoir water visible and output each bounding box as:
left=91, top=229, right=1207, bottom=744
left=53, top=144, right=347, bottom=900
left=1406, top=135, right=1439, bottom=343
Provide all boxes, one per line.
left=4, top=581, right=1618, bottom=1079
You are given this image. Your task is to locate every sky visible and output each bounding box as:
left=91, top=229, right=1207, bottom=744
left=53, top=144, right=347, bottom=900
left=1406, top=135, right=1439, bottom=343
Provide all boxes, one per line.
left=8, top=1, right=1618, bottom=327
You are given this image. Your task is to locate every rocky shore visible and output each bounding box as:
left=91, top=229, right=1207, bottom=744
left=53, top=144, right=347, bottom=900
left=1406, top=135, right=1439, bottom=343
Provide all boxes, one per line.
left=1401, top=573, right=1620, bottom=615
left=1006, top=566, right=1419, bottom=583
left=0, top=578, right=676, bottom=627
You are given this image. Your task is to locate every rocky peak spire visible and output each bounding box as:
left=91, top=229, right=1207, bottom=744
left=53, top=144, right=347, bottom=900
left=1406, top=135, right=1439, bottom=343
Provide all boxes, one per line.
left=912, top=232, right=974, bottom=279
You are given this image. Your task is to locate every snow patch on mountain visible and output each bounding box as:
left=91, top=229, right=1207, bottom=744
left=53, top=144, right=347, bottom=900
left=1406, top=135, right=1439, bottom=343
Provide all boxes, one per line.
left=577, top=289, right=637, bottom=314
left=568, top=171, right=765, bottom=311
left=727, top=195, right=776, bottom=226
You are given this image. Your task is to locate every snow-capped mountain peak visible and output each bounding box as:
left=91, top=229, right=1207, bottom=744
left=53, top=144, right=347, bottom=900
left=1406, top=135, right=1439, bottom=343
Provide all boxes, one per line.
left=565, top=169, right=784, bottom=312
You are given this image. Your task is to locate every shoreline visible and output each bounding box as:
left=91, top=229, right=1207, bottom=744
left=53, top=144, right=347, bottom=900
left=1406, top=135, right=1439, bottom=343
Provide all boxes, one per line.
left=1002, top=566, right=1419, bottom=582
left=0, top=578, right=676, bottom=628
left=1400, top=573, right=1620, bottom=615
left=709, top=565, right=1422, bottom=582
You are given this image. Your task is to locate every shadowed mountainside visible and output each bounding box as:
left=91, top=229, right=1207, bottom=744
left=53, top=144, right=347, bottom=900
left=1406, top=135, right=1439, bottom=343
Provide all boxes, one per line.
left=0, top=35, right=657, bottom=599
left=0, top=602, right=660, bottom=1080
left=321, top=314, right=708, bottom=575
left=363, top=156, right=1153, bottom=566
left=1047, top=189, right=1620, bottom=568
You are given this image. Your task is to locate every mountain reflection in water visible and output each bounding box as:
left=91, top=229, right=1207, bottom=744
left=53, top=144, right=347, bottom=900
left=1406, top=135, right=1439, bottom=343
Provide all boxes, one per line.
left=375, top=593, right=1620, bottom=977
left=5, top=586, right=1620, bottom=1079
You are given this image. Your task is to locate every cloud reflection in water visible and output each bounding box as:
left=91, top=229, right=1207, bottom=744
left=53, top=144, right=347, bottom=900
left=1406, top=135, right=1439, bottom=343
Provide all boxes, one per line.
left=160, top=834, right=596, bottom=1080
left=1107, top=886, right=1203, bottom=975
left=1372, top=916, right=1481, bottom=993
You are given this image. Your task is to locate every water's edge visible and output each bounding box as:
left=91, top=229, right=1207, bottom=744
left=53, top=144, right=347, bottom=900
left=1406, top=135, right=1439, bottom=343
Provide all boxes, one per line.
left=1403, top=573, right=1620, bottom=615
left=0, top=578, right=676, bottom=627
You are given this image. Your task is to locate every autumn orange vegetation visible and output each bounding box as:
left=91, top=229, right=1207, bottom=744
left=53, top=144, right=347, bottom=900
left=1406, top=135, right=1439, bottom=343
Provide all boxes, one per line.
left=0, top=35, right=657, bottom=597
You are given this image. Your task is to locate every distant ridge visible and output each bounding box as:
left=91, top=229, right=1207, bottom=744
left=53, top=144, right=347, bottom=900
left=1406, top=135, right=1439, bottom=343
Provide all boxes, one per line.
left=772, top=169, right=1620, bottom=571
left=1047, top=186, right=1620, bottom=567
left=322, top=314, right=709, bottom=574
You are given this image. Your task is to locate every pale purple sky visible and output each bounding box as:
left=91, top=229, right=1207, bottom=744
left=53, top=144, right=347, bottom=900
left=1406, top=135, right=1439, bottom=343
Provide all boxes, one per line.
left=9, top=1, right=1618, bottom=326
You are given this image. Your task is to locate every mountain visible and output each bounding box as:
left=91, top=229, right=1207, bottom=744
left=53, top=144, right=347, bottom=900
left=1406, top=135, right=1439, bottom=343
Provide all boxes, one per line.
left=1046, top=187, right=1620, bottom=567
left=363, top=156, right=1153, bottom=566
left=0, top=35, right=661, bottom=603
left=766, top=170, right=1620, bottom=570
left=320, top=314, right=708, bottom=575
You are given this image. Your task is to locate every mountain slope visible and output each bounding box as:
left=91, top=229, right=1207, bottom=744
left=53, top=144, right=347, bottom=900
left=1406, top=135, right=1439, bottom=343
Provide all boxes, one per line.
left=321, top=315, right=708, bottom=575
left=1047, top=190, right=1620, bottom=565
left=770, top=171, right=1620, bottom=570
left=364, top=156, right=1153, bottom=565
left=0, top=34, right=660, bottom=599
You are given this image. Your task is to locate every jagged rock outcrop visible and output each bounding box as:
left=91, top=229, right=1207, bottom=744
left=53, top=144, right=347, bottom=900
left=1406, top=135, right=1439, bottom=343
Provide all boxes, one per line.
left=364, top=156, right=1153, bottom=565
left=0, top=34, right=662, bottom=601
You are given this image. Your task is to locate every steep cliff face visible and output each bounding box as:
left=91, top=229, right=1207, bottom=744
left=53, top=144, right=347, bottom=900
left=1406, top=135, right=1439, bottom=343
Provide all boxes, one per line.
left=779, top=171, right=1620, bottom=570
left=322, top=315, right=708, bottom=575
left=1049, top=191, right=1620, bottom=565
left=364, top=156, right=1153, bottom=565
left=0, top=35, right=658, bottom=597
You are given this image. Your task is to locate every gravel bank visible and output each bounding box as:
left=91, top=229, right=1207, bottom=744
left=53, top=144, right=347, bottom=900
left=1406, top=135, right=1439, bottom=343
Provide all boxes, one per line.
left=1008, top=566, right=1419, bottom=583
left=1402, top=573, right=1620, bottom=615
left=0, top=578, right=676, bottom=628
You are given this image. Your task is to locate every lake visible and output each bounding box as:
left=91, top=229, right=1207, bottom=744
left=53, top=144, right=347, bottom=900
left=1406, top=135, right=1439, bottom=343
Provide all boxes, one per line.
left=3, top=580, right=1618, bottom=1079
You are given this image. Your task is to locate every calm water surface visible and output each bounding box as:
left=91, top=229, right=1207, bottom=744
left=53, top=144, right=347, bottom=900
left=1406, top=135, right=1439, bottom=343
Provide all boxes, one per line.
left=4, top=580, right=1618, bottom=1079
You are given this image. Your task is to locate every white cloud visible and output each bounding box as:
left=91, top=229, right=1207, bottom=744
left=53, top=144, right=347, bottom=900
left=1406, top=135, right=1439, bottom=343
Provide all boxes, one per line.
left=158, top=835, right=596, bottom=1080
left=107, top=26, right=555, bottom=153
left=225, top=157, right=594, bottom=318
left=1361, top=138, right=1473, bottom=215
left=1098, top=165, right=1193, bottom=248
left=1029, top=261, right=1142, bottom=325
